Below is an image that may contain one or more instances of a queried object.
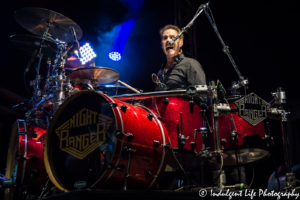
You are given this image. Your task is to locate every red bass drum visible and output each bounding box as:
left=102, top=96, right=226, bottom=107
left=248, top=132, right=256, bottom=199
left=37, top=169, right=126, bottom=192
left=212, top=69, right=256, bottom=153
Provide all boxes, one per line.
left=44, top=90, right=169, bottom=191
left=5, top=120, right=47, bottom=200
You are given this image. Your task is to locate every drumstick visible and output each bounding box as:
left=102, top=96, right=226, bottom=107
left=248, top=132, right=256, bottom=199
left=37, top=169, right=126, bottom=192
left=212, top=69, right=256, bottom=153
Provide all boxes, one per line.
left=117, top=80, right=140, bottom=94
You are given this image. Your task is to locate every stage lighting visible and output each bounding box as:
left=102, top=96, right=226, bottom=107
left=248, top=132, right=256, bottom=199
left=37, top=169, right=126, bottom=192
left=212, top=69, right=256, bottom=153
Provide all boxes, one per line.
left=75, top=43, right=97, bottom=65
left=109, top=52, right=121, bottom=61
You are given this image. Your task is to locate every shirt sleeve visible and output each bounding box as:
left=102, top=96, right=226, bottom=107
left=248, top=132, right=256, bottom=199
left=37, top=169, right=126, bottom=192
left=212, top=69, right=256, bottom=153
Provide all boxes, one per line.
left=186, top=60, right=206, bottom=86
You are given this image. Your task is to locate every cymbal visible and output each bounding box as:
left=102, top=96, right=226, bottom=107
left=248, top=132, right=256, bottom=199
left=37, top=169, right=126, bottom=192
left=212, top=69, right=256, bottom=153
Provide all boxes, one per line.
left=68, top=67, right=119, bottom=85
left=10, top=34, right=57, bottom=58
left=14, top=7, right=83, bottom=42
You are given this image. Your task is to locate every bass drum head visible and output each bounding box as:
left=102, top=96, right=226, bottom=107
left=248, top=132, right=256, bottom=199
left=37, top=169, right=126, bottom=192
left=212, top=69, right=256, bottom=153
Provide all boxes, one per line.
left=5, top=122, right=19, bottom=200
left=44, top=91, right=117, bottom=191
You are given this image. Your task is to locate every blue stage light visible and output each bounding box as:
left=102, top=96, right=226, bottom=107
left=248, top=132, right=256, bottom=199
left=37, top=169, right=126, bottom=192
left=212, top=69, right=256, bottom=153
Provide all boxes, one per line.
left=109, top=52, right=121, bottom=61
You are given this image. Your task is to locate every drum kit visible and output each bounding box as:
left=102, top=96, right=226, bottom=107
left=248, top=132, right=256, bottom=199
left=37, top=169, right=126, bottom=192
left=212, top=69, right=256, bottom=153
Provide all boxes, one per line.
left=0, top=6, right=296, bottom=200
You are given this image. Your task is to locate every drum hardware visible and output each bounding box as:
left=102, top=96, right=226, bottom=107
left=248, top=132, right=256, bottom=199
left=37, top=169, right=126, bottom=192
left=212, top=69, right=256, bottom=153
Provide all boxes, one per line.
left=203, top=5, right=249, bottom=93
left=153, top=140, right=161, bottom=148
left=117, top=80, right=141, bottom=94
left=163, top=98, right=169, bottom=105
left=269, top=88, right=295, bottom=189
left=178, top=112, right=189, bottom=147
left=147, top=113, right=154, bottom=121
left=120, top=105, right=127, bottom=112
left=122, top=147, right=136, bottom=190
left=265, top=121, right=281, bottom=190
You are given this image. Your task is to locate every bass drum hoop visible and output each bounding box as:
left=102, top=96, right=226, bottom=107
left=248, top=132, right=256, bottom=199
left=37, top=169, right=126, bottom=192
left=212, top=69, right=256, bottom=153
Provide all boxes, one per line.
left=44, top=90, right=121, bottom=192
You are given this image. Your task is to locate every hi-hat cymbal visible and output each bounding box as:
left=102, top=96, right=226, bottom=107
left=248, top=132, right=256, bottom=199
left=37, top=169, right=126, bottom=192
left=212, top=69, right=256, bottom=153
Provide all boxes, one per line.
left=10, top=34, right=57, bottom=58
left=68, top=67, right=119, bottom=85
left=14, top=7, right=83, bottom=42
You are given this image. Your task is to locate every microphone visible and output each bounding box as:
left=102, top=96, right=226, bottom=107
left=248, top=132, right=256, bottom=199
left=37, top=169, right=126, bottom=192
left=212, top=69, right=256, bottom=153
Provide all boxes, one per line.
left=168, top=2, right=209, bottom=46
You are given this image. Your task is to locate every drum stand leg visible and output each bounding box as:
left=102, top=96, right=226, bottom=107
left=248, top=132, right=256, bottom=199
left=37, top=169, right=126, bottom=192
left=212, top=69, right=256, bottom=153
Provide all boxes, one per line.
left=271, top=87, right=296, bottom=189
left=18, top=168, right=38, bottom=200
left=122, top=147, right=136, bottom=191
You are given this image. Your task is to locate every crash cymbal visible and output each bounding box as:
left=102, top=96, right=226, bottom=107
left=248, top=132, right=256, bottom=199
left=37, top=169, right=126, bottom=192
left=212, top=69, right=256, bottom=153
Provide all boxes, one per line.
left=68, top=67, right=119, bottom=85
left=14, top=7, right=82, bottom=42
left=10, top=34, right=57, bottom=58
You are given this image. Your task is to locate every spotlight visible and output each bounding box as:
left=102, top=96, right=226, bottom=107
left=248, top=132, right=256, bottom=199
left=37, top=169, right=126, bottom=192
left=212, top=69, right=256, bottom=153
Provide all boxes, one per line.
left=109, top=52, right=121, bottom=61
left=75, top=42, right=97, bottom=65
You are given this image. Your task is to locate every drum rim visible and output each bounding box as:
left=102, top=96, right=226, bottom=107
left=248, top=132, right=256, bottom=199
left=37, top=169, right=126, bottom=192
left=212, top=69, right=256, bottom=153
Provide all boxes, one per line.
left=44, top=90, right=120, bottom=192
left=111, top=89, right=208, bottom=100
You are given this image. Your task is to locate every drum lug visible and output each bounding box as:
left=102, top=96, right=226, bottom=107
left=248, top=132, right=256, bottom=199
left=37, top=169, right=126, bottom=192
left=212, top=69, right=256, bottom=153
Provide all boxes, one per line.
left=125, top=133, right=134, bottom=141
left=120, top=105, right=127, bottom=113
left=162, top=142, right=170, bottom=150
left=163, top=98, right=169, bottom=105
left=147, top=113, right=153, bottom=121
left=32, top=131, right=39, bottom=138
left=110, top=102, right=118, bottom=107
left=16, top=155, right=26, bottom=161
left=153, top=140, right=161, bottom=148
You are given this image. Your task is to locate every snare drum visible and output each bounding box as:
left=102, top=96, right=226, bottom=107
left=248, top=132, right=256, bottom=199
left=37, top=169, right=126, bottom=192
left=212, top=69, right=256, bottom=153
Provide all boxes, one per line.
left=5, top=120, right=48, bottom=200
left=215, top=100, right=269, bottom=166
left=44, top=90, right=169, bottom=191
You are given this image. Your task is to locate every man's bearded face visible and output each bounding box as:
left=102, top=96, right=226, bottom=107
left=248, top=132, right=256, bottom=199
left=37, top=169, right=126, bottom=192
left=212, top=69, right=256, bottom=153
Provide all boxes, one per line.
left=161, top=29, right=183, bottom=57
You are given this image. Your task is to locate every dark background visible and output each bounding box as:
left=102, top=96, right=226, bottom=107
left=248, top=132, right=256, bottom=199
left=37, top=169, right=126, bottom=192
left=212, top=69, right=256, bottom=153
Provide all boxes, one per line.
left=0, top=0, right=299, bottom=191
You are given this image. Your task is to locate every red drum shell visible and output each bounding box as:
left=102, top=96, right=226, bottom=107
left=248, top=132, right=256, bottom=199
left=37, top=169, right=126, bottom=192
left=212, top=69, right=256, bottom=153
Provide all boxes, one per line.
left=95, top=97, right=169, bottom=189
left=137, top=95, right=207, bottom=171
left=143, top=96, right=204, bottom=152
left=216, top=102, right=269, bottom=166
left=5, top=120, right=47, bottom=199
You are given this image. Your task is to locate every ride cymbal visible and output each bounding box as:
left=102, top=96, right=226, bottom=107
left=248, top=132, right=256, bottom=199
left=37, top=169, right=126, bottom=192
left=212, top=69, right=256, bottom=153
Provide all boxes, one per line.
left=14, top=7, right=83, bottom=42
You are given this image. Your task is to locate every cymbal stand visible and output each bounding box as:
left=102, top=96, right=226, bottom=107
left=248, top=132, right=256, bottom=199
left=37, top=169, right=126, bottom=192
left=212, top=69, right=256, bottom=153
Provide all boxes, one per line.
left=52, top=40, right=68, bottom=114
left=269, top=88, right=296, bottom=189
left=34, top=21, right=52, bottom=104
left=203, top=5, right=248, bottom=92
left=210, top=81, right=226, bottom=190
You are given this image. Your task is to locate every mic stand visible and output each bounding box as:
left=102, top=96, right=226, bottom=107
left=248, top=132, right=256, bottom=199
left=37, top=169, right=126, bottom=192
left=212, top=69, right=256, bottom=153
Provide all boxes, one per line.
left=169, top=2, right=210, bottom=46
left=203, top=6, right=248, bottom=91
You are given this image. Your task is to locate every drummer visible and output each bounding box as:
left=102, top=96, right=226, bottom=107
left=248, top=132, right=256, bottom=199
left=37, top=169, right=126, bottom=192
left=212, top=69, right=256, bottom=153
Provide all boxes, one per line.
left=156, top=24, right=206, bottom=90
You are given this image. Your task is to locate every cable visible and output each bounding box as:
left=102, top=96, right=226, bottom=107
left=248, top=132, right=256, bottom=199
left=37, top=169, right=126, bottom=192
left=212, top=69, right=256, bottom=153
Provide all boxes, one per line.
left=212, top=154, right=224, bottom=181
left=248, top=165, right=255, bottom=188
left=168, top=137, right=190, bottom=187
